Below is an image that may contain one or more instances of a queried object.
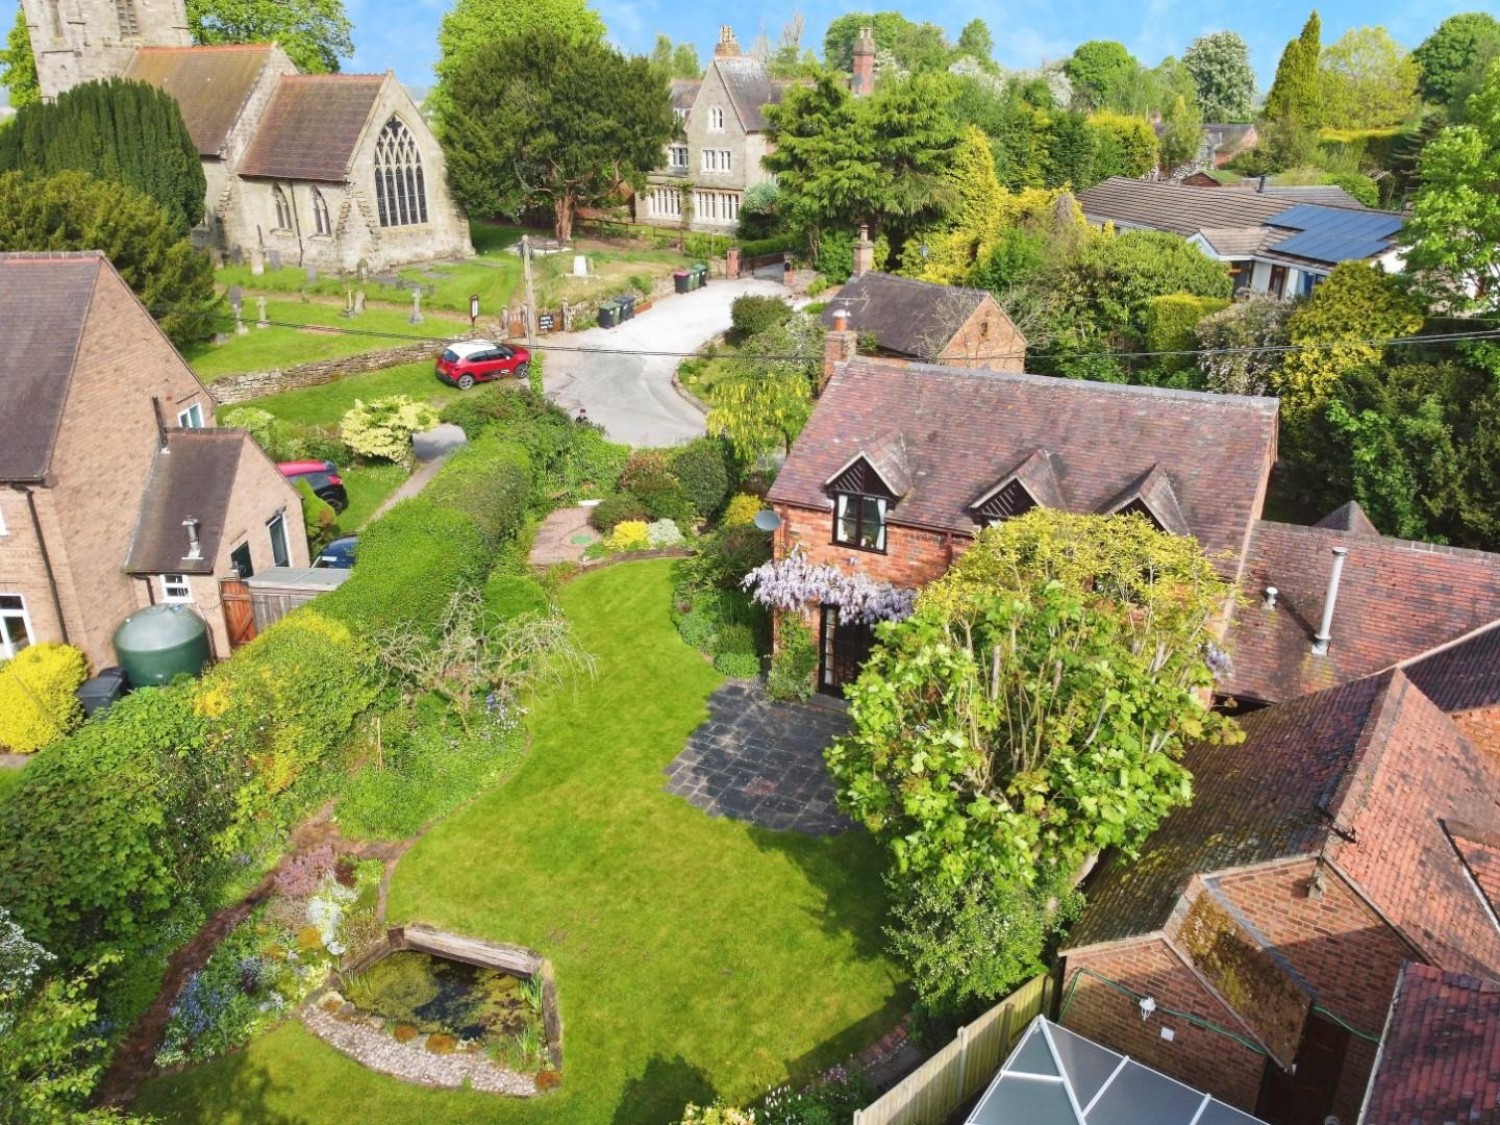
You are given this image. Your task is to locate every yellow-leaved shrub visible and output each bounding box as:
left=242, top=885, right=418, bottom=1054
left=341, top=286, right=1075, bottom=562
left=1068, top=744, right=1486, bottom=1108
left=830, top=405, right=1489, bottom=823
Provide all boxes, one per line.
left=0, top=643, right=88, bottom=753
left=607, top=520, right=650, bottom=552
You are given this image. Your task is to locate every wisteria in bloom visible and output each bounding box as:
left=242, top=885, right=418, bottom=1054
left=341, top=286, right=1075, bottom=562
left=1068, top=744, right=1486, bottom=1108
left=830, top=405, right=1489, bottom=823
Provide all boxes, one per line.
left=742, top=549, right=916, bottom=626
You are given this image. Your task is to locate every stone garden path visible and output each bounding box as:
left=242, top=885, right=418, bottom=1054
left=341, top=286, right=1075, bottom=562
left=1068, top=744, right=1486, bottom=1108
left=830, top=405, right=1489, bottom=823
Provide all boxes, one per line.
left=664, top=680, right=853, bottom=835
left=528, top=504, right=600, bottom=566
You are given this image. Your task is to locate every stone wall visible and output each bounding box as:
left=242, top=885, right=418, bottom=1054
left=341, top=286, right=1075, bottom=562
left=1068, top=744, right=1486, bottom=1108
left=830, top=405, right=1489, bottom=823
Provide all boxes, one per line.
left=210, top=339, right=464, bottom=405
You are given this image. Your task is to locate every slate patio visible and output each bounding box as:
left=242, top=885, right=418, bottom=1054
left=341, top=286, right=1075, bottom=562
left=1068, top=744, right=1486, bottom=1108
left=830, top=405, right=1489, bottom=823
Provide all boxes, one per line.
left=664, top=680, right=854, bottom=835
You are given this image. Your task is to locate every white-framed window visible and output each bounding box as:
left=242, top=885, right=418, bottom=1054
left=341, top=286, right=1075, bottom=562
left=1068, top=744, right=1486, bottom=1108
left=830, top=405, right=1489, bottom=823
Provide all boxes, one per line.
left=272, top=184, right=292, bottom=231
left=700, top=149, right=733, bottom=173
left=834, top=493, right=887, bottom=552
left=692, top=191, right=739, bottom=225
left=267, top=511, right=290, bottom=567
left=374, top=116, right=429, bottom=228
left=0, top=594, right=32, bottom=659
left=651, top=188, right=682, bottom=218
left=176, top=402, right=204, bottom=428
left=160, top=573, right=193, bottom=603
left=669, top=145, right=689, bottom=170
left=673, top=107, right=688, bottom=123
left=709, top=106, right=725, bottom=131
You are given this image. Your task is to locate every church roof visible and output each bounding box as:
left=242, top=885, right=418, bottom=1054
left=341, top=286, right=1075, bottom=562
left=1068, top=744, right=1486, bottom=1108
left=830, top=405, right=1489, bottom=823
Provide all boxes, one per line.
left=123, top=45, right=277, bottom=156
left=238, top=75, right=386, bottom=182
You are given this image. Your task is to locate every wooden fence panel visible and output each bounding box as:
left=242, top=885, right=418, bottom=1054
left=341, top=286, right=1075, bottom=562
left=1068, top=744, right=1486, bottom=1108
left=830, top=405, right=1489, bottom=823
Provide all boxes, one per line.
left=854, top=974, right=1053, bottom=1125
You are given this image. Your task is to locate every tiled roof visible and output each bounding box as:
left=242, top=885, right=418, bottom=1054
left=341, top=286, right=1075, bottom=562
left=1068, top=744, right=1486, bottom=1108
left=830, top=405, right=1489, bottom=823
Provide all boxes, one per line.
left=1068, top=672, right=1393, bottom=949
left=238, top=74, right=386, bottom=181
left=767, top=359, right=1277, bottom=567
left=1070, top=670, right=1500, bottom=981
left=1077, top=177, right=1298, bottom=237
left=714, top=55, right=782, bottom=131
left=123, top=45, right=275, bottom=155
left=1258, top=185, right=1368, bottom=208
left=1196, top=227, right=1276, bottom=257
left=821, top=273, right=1019, bottom=361
left=0, top=253, right=102, bottom=481
left=1314, top=499, right=1381, bottom=536
left=1362, top=963, right=1500, bottom=1125
left=1402, top=620, right=1500, bottom=714
left=669, top=79, right=701, bottom=110
left=125, top=429, right=246, bottom=574
left=1222, top=520, right=1500, bottom=703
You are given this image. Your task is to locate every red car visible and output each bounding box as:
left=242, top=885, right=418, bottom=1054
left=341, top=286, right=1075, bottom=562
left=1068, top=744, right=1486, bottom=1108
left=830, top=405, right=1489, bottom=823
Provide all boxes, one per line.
left=435, top=339, right=531, bottom=389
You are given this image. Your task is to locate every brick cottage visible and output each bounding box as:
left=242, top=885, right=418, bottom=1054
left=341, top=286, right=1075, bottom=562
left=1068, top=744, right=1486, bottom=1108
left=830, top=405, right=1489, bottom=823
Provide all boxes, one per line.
left=763, top=354, right=1279, bottom=693
left=0, top=251, right=308, bottom=667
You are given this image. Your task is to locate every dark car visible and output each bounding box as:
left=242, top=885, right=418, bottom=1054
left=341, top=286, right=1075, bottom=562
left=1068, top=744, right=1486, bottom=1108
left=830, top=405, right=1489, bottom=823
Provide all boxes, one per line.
left=435, top=339, right=531, bottom=389
left=314, top=535, right=358, bottom=569
left=278, top=460, right=349, bottom=513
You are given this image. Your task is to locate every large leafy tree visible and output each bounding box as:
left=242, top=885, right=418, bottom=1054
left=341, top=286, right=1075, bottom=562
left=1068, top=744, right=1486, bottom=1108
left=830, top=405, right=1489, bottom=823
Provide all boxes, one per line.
left=1, top=9, right=37, bottom=108
left=442, top=28, right=675, bottom=242
left=1402, top=60, right=1500, bottom=313
left=1085, top=110, right=1158, bottom=179
left=823, top=11, right=950, bottom=75
left=1264, top=10, right=1322, bottom=126
left=1319, top=27, right=1420, bottom=130
left=649, top=34, right=700, bottom=80
left=955, top=19, right=993, bottom=66
left=826, top=510, right=1237, bottom=1003
left=1064, top=40, right=1141, bottom=112
left=434, top=0, right=603, bottom=114
left=0, top=78, right=204, bottom=234
left=706, top=314, right=822, bottom=460
left=1158, top=93, right=1204, bottom=169
left=764, top=70, right=958, bottom=259
left=1413, top=12, right=1500, bottom=108
left=0, top=170, right=220, bottom=346
left=1183, top=30, right=1255, bottom=122
left=186, top=0, right=352, bottom=73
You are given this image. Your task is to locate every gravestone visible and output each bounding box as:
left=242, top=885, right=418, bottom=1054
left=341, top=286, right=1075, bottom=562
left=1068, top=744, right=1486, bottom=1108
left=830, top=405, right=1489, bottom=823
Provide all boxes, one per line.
left=353, top=290, right=366, bottom=316
left=229, top=245, right=243, bottom=267
left=250, top=248, right=264, bottom=276
left=255, top=296, right=269, bottom=328
left=305, top=265, right=318, bottom=285
left=268, top=249, right=282, bottom=272
left=572, top=255, right=589, bottom=278
left=408, top=289, right=424, bottom=326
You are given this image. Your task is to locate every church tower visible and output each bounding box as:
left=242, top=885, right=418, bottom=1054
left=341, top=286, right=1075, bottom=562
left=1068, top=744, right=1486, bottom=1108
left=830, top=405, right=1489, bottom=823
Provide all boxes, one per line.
left=21, top=0, right=192, bottom=100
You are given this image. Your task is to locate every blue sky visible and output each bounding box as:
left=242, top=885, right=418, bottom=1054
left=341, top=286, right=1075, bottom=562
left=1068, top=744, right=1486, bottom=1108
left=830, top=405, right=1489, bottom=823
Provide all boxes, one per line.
left=345, top=0, right=1478, bottom=90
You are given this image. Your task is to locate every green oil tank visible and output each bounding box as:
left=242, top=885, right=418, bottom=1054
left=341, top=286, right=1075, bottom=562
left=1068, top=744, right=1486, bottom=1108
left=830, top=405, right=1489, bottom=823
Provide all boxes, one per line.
left=113, top=605, right=212, bottom=687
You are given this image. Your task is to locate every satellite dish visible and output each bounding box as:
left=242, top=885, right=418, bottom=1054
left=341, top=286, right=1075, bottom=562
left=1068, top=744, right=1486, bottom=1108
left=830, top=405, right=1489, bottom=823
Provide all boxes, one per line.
left=753, top=509, right=782, bottom=532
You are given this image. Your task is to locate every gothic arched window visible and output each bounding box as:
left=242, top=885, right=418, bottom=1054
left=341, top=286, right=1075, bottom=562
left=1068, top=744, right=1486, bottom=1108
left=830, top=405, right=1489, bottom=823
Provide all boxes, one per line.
left=312, top=188, right=332, bottom=236
left=373, top=117, right=428, bottom=228
left=272, top=184, right=292, bottom=230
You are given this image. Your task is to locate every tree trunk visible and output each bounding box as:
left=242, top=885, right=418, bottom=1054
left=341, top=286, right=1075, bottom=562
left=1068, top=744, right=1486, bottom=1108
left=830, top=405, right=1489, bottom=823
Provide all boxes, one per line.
left=555, top=194, right=575, bottom=243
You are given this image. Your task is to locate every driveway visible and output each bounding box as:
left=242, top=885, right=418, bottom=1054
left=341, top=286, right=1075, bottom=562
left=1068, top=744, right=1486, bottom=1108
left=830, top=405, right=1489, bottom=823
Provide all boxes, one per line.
left=540, top=277, right=788, bottom=448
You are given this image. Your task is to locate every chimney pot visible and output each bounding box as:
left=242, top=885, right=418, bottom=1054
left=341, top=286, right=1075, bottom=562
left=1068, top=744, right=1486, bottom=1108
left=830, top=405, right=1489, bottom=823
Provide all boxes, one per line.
left=1264, top=585, right=1278, bottom=610
left=1311, top=546, right=1349, bottom=656
left=832, top=308, right=849, bottom=332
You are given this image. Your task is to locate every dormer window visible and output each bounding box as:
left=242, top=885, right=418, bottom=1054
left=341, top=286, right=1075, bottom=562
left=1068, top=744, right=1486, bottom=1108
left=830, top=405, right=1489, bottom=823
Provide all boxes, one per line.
left=835, top=493, right=887, bottom=551
left=827, top=449, right=905, bottom=554
left=974, top=479, right=1037, bottom=528
left=970, top=451, right=1064, bottom=529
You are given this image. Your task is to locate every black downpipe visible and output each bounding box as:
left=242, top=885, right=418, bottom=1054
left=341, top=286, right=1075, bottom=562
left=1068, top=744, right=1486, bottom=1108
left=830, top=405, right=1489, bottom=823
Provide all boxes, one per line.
left=18, top=485, right=70, bottom=645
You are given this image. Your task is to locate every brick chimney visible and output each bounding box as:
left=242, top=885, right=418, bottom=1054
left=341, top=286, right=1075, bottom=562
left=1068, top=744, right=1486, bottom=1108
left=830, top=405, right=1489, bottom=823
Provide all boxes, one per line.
left=823, top=308, right=858, bottom=390
left=715, top=25, right=742, bottom=58
left=852, top=225, right=875, bottom=277
left=851, top=26, right=876, bottom=95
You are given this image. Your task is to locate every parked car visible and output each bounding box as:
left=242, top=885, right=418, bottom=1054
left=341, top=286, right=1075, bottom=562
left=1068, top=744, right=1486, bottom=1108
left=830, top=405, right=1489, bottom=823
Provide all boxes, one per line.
left=313, top=535, right=358, bottom=569
left=278, top=460, right=349, bottom=513
left=435, top=339, right=531, bottom=389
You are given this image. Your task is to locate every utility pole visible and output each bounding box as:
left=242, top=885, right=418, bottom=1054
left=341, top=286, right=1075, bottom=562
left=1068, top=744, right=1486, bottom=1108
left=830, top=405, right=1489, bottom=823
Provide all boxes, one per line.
left=521, top=234, right=538, bottom=352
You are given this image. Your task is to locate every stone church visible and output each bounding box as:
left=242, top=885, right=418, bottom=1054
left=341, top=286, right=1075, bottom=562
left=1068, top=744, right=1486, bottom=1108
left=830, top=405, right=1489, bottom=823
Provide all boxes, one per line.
left=20, top=0, right=472, bottom=271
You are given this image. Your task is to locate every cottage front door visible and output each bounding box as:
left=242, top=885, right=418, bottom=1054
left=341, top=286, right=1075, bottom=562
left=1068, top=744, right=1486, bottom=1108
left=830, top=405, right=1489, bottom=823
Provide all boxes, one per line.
left=818, top=606, right=874, bottom=696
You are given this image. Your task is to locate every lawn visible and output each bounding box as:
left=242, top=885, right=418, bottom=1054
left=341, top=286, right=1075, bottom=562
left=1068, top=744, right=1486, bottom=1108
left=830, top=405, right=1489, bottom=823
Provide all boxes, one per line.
left=221, top=362, right=469, bottom=429
left=335, top=462, right=409, bottom=534
left=136, top=561, right=903, bottom=1125
left=184, top=299, right=471, bottom=383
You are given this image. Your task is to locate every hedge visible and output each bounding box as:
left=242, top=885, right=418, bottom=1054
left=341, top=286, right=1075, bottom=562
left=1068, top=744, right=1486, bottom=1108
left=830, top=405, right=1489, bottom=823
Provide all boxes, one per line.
left=1144, top=293, right=1232, bottom=371
left=424, top=438, right=533, bottom=551
left=318, top=498, right=489, bottom=635
left=736, top=233, right=802, bottom=258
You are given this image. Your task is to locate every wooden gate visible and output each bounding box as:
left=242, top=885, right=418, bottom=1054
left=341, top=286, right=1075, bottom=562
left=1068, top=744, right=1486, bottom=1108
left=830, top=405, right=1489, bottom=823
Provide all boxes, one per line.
left=219, top=577, right=257, bottom=650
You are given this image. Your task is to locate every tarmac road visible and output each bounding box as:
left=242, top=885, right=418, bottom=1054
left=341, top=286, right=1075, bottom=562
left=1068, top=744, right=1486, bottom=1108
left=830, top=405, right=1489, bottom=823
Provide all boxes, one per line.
left=539, top=277, right=788, bottom=448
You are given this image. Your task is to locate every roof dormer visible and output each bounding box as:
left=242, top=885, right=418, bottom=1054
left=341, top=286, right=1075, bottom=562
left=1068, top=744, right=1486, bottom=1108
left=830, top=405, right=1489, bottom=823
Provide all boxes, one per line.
left=1103, top=464, right=1189, bottom=536
left=970, top=450, right=1064, bottom=526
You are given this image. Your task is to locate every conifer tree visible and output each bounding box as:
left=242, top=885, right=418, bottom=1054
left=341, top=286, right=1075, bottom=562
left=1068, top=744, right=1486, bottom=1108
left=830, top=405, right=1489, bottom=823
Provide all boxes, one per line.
left=1264, top=12, right=1322, bottom=126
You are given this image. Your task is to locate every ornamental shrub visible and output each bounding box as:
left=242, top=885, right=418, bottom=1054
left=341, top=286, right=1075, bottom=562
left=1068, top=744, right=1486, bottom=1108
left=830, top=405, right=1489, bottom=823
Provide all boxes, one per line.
left=424, top=437, right=533, bottom=551
left=295, top=479, right=337, bottom=553
left=712, top=651, right=761, bottom=678
left=730, top=294, right=793, bottom=341
left=670, top=437, right=734, bottom=519
left=0, top=643, right=87, bottom=753
left=768, top=615, right=819, bottom=701
left=589, top=493, right=650, bottom=533
left=723, top=493, right=763, bottom=527
left=646, top=519, right=685, bottom=548
left=607, top=521, right=650, bottom=552
left=339, top=396, right=440, bottom=467
left=1143, top=293, right=1231, bottom=377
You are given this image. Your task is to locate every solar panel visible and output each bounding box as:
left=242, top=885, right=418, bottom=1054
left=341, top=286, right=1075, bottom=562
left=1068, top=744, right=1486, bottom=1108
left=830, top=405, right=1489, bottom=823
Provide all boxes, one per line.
left=1272, top=230, right=1396, bottom=263
left=1270, top=203, right=1403, bottom=240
